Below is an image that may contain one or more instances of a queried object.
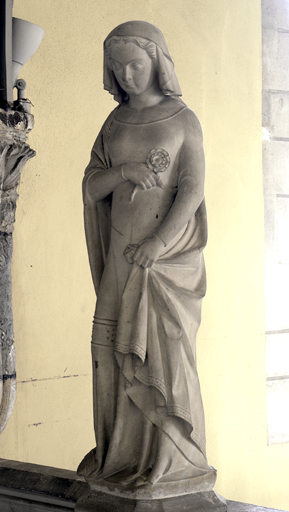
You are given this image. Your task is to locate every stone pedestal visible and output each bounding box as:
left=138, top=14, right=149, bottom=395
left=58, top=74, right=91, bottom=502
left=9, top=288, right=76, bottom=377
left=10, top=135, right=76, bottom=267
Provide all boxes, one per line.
left=75, top=489, right=227, bottom=512
left=0, top=459, right=285, bottom=512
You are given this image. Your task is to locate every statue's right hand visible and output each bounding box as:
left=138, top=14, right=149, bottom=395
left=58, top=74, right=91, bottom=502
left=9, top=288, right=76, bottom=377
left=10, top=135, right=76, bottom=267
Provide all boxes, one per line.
left=123, top=163, right=158, bottom=190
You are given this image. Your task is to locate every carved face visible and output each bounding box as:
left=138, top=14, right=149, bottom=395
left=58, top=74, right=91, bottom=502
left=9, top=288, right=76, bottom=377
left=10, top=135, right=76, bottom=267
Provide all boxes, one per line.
left=110, top=41, right=157, bottom=97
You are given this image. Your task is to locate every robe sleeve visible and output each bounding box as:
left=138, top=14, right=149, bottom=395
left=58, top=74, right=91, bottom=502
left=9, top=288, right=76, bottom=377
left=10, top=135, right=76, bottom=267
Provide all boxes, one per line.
left=176, top=109, right=208, bottom=251
left=83, top=107, right=118, bottom=295
left=177, top=110, right=205, bottom=198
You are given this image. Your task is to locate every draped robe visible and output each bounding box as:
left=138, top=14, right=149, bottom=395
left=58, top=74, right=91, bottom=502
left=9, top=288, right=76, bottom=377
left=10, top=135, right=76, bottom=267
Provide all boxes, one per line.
left=78, top=103, right=216, bottom=497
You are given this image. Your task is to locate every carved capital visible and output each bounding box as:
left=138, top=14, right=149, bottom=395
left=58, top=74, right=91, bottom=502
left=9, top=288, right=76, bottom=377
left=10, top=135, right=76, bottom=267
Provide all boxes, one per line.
left=0, top=109, right=34, bottom=140
left=0, top=109, right=36, bottom=234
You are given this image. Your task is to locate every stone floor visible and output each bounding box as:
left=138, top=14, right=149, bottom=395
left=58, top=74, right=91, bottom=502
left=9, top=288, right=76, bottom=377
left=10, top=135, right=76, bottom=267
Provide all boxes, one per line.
left=0, top=459, right=287, bottom=512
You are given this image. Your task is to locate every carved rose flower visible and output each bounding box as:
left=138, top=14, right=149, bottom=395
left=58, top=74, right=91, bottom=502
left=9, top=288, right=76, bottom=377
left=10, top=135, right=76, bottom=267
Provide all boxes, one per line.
left=130, top=148, right=171, bottom=202
left=146, top=148, right=170, bottom=173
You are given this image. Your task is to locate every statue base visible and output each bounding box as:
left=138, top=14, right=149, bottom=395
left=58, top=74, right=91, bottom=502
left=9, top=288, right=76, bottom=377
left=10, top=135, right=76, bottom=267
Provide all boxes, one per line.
left=75, top=489, right=227, bottom=512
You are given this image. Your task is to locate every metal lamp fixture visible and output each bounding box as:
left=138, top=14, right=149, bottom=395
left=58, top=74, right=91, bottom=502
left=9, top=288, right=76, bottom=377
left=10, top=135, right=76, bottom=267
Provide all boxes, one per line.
left=12, top=18, right=45, bottom=86
left=0, top=0, right=44, bottom=108
left=12, top=17, right=44, bottom=110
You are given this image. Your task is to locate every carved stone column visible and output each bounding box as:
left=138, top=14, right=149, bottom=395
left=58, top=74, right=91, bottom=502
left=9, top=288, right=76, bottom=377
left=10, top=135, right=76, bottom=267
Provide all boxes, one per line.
left=0, top=108, right=35, bottom=433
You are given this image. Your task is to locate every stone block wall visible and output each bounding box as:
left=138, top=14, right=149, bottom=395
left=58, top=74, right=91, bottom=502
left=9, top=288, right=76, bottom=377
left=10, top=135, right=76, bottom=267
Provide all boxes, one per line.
left=262, top=0, right=289, bottom=445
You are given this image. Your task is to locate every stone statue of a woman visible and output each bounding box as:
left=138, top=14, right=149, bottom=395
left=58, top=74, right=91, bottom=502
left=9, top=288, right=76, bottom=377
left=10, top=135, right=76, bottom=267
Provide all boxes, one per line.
left=77, top=21, right=223, bottom=507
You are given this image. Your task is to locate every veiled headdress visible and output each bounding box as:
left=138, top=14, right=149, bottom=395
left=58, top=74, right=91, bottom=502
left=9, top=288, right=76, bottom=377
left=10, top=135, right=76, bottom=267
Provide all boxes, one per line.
left=103, top=21, right=182, bottom=102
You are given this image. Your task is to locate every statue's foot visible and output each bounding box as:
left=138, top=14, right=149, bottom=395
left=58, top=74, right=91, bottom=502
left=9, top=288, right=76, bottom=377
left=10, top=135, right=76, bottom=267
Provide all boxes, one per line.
left=134, top=476, right=146, bottom=487
left=134, top=477, right=153, bottom=489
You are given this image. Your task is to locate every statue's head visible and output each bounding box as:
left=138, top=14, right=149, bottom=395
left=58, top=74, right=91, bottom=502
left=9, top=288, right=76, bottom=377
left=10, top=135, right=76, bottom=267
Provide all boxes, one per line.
left=104, top=36, right=158, bottom=99
left=103, top=21, right=182, bottom=103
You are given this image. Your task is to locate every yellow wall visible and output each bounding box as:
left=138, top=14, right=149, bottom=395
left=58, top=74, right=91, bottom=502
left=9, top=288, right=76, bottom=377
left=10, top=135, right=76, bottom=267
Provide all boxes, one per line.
left=1, top=0, right=288, bottom=509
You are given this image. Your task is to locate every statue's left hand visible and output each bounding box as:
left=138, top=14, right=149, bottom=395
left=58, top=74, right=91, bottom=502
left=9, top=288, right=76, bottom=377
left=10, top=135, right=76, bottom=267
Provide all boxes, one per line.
left=133, top=234, right=165, bottom=268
